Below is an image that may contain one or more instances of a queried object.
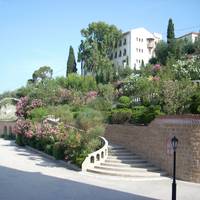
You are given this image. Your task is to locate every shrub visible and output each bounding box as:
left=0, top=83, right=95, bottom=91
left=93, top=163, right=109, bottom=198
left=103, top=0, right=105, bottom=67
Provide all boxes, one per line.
left=131, top=105, right=163, bottom=125
left=49, top=105, right=74, bottom=125
left=16, top=134, right=25, bottom=146
left=45, top=144, right=53, bottom=155
left=53, top=142, right=65, bottom=160
left=98, top=83, right=115, bottom=102
left=110, top=108, right=132, bottom=124
left=117, top=96, right=131, bottom=108
left=88, top=97, right=112, bottom=111
left=76, top=108, right=103, bottom=131
left=28, top=107, right=49, bottom=122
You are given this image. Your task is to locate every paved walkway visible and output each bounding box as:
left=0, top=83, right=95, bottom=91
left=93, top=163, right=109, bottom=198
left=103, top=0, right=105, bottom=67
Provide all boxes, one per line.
left=0, top=139, right=200, bottom=200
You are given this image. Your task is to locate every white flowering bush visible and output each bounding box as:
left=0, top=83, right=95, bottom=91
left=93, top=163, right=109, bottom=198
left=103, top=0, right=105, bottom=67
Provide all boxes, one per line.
left=173, top=56, right=200, bottom=80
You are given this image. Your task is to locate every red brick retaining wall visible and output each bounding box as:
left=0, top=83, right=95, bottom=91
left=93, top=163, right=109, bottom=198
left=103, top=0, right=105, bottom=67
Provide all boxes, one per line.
left=105, top=115, right=200, bottom=183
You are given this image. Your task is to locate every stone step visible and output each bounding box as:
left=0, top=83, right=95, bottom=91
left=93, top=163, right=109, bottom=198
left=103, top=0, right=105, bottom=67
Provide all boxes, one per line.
left=101, top=162, right=154, bottom=168
left=105, top=158, right=148, bottom=164
left=108, top=149, right=131, bottom=154
left=87, top=168, right=166, bottom=177
left=94, top=165, right=161, bottom=173
left=107, top=155, right=141, bottom=160
left=109, top=152, right=136, bottom=156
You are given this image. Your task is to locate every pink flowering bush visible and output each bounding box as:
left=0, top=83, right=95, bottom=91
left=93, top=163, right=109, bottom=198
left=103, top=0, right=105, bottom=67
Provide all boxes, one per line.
left=85, top=91, right=98, bottom=103
left=152, top=64, right=161, bottom=72
left=30, top=99, right=43, bottom=109
left=16, top=97, right=43, bottom=119
left=13, top=119, right=31, bottom=135
left=15, top=96, right=29, bottom=118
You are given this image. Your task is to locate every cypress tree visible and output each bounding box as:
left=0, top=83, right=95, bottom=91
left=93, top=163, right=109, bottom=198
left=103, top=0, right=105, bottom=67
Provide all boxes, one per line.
left=167, top=18, right=175, bottom=44
left=66, top=46, right=77, bottom=76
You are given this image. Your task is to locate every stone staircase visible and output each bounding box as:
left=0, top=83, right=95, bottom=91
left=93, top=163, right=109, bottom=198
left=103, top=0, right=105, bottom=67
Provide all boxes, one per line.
left=86, top=144, right=167, bottom=179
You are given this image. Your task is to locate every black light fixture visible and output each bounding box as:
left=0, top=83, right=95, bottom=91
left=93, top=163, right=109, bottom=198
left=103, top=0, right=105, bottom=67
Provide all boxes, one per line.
left=171, top=136, right=178, bottom=200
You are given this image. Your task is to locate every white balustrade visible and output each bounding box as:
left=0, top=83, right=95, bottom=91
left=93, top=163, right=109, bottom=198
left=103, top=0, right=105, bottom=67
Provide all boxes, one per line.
left=82, top=137, right=108, bottom=171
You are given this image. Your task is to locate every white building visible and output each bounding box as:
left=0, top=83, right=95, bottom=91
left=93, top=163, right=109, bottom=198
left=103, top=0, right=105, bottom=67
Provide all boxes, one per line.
left=112, top=27, right=162, bottom=69
left=177, top=32, right=200, bottom=43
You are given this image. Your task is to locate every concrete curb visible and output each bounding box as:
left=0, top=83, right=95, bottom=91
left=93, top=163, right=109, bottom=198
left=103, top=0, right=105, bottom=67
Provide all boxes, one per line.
left=25, top=145, right=81, bottom=171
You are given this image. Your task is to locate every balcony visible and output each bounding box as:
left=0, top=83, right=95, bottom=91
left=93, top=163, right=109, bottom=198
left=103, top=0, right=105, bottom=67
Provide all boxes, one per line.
left=147, top=38, right=155, bottom=49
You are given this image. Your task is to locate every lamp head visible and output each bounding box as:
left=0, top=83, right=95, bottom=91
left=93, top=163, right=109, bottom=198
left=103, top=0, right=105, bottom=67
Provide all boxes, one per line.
left=171, top=136, right=178, bottom=151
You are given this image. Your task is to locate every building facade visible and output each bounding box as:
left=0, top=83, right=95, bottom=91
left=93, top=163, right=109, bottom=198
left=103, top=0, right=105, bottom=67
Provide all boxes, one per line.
left=112, top=27, right=162, bottom=69
left=177, top=32, right=200, bottom=43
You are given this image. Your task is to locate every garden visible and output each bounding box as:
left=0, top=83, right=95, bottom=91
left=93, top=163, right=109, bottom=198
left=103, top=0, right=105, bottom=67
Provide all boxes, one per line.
left=1, top=20, right=200, bottom=167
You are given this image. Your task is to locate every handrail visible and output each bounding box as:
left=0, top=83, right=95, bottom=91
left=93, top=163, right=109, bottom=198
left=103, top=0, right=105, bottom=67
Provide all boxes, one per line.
left=82, top=136, right=108, bottom=171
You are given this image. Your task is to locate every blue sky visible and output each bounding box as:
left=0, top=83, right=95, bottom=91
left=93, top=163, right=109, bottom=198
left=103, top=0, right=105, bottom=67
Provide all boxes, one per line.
left=0, top=0, right=200, bottom=93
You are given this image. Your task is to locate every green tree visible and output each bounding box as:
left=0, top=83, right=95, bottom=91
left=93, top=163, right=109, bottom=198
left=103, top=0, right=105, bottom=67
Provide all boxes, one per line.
left=66, top=46, right=77, bottom=76
left=167, top=18, right=175, bottom=44
left=78, top=21, right=122, bottom=83
left=155, top=41, right=168, bottom=65
left=32, top=66, right=53, bottom=83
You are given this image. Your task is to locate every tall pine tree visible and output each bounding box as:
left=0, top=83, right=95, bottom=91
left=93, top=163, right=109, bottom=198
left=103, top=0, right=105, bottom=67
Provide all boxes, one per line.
left=167, top=18, right=175, bottom=44
left=66, top=46, right=77, bottom=76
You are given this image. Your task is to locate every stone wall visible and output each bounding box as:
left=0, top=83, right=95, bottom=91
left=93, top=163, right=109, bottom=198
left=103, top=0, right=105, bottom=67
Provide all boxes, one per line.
left=0, top=121, right=16, bottom=136
left=105, top=115, right=200, bottom=183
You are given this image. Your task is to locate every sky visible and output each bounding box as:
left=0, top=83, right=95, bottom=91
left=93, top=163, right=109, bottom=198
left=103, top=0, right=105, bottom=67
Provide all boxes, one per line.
left=0, top=0, right=200, bottom=93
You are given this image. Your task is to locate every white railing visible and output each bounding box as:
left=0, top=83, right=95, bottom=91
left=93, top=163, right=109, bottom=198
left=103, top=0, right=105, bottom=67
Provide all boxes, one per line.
left=82, top=136, right=108, bottom=171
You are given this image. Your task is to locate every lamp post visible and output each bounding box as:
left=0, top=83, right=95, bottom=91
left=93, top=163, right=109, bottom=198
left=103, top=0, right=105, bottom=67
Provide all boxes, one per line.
left=171, top=136, right=178, bottom=200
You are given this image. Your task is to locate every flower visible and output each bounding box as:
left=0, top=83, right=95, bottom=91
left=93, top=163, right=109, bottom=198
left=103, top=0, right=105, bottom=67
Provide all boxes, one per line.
left=152, top=64, right=161, bottom=72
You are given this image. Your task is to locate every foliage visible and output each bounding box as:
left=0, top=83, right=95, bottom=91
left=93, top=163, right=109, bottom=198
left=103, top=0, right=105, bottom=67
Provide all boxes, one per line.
left=78, top=21, right=122, bottom=83
left=15, top=96, right=30, bottom=118
left=32, top=66, right=53, bottom=83
left=122, top=75, right=159, bottom=105
left=88, top=97, right=112, bottom=111
left=131, top=105, right=163, bottom=125
left=110, top=108, right=132, bottom=124
left=160, top=80, right=196, bottom=114
left=98, top=83, right=115, bottom=102
left=53, top=142, right=65, bottom=160
left=59, top=74, right=97, bottom=92
left=48, top=105, right=74, bottom=125
left=16, top=134, right=26, bottom=146
left=66, top=46, right=77, bottom=76
left=45, top=144, right=53, bottom=155
left=189, top=90, right=200, bottom=114
left=117, top=96, right=131, bottom=108
left=28, top=107, right=49, bottom=122
left=155, top=41, right=168, bottom=65
left=167, top=18, right=175, bottom=44
left=117, top=66, right=133, bottom=80
left=76, top=108, right=103, bottom=131
left=172, top=56, right=200, bottom=80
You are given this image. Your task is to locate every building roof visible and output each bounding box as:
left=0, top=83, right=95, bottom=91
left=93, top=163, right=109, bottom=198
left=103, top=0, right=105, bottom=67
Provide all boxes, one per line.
left=177, top=32, right=200, bottom=39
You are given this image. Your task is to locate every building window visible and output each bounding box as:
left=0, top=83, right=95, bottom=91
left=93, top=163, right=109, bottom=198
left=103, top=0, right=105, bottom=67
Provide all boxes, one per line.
left=119, top=40, right=122, bottom=47
left=141, top=49, right=143, bottom=53
left=122, top=60, right=126, bottom=67
left=136, top=48, right=138, bottom=52
left=141, top=38, right=143, bottom=42
left=123, top=49, right=126, bottom=56
left=115, top=52, right=117, bottom=58
left=136, top=37, right=138, bottom=41
left=119, top=50, right=122, bottom=57
left=110, top=53, right=113, bottom=60
left=123, top=38, right=126, bottom=45
left=139, top=38, right=140, bottom=42
left=139, top=49, right=140, bottom=52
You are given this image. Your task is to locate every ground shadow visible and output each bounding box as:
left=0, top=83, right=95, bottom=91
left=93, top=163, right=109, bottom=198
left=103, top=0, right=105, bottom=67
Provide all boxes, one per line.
left=0, top=165, right=156, bottom=200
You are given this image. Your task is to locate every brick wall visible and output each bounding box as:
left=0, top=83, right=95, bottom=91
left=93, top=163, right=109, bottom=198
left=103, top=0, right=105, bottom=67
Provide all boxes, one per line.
left=105, top=115, right=200, bottom=183
left=0, top=121, right=16, bottom=136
